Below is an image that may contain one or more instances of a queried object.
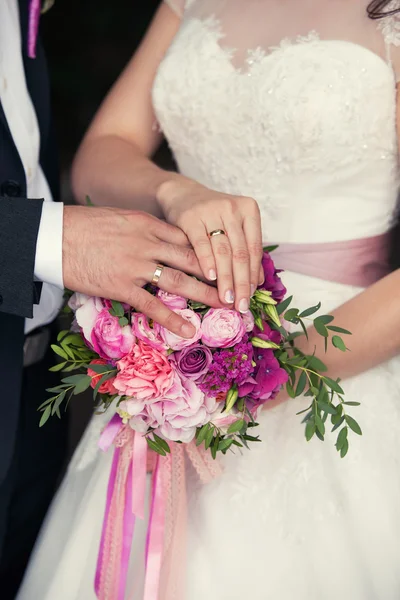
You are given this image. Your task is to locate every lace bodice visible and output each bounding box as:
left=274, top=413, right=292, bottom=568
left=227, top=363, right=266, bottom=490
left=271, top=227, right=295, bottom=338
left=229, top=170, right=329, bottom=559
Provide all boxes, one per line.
left=152, top=0, right=400, bottom=243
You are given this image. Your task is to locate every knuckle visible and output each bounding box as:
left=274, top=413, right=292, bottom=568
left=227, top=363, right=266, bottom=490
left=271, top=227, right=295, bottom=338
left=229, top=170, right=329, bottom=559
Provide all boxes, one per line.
left=233, top=247, right=250, bottom=263
left=215, top=242, right=232, bottom=258
left=139, top=295, right=158, bottom=316
left=248, top=242, right=263, bottom=258
left=169, top=269, right=186, bottom=289
left=163, top=311, right=180, bottom=332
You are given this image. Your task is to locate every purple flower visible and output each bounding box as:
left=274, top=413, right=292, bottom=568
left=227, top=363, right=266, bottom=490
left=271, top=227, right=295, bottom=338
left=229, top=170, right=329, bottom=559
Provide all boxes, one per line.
left=239, top=348, right=288, bottom=404
left=174, top=344, right=213, bottom=381
left=253, top=321, right=282, bottom=346
left=261, top=252, right=287, bottom=303
left=199, top=337, right=254, bottom=397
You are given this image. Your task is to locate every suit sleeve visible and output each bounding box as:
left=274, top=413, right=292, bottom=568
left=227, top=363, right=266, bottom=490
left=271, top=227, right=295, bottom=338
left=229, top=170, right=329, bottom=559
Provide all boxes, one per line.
left=0, top=195, right=43, bottom=318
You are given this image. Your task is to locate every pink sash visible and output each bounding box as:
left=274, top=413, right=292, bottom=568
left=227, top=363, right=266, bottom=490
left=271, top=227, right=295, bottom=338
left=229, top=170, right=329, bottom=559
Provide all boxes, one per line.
left=270, top=233, right=391, bottom=287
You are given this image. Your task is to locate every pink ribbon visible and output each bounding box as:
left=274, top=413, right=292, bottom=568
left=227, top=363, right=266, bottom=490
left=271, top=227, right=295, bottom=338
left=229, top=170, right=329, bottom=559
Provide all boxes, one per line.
left=28, top=0, right=41, bottom=58
left=96, top=419, right=223, bottom=600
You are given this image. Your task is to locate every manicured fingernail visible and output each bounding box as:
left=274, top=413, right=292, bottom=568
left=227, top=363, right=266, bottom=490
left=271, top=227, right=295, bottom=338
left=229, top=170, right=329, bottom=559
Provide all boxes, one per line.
left=181, top=323, right=195, bottom=338
left=250, top=284, right=256, bottom=296
left=239, top=298, right=249, bottom=314
left=225, top=290, right=234, bottom=304
left=209, top=269, right=217, bottom=281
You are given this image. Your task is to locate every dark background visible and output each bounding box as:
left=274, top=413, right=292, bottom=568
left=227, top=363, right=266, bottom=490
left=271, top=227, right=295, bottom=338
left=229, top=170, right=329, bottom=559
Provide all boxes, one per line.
left=41, top=0, right=172, bottom=203
left=41, top=0, right=172, bottom=453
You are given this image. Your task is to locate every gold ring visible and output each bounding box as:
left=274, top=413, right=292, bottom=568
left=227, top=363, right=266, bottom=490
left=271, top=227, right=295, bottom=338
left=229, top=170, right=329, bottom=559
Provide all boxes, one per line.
left=209, top=229, right=227, bottom=238
left=151, top=264, right=164, bottom=284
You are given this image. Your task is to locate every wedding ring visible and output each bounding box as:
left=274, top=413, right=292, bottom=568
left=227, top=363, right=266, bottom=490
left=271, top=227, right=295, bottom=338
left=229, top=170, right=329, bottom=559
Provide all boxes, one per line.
left=151, top=264, right=164, bottom=284
left=209, top=229, right=227, bottom=238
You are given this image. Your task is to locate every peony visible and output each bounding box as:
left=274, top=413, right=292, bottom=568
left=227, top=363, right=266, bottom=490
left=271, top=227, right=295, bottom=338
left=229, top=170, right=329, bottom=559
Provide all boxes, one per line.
left=131, top=313, right=167, bottom=352
left=173, top=344, right=213, bottom=381
left=87, top=359, right=117, bottom=394
left=201, top=308, right=246, bottom=348
left=157, top=290, right=187, bottom=311
left=261, top=252, right=287, bottom=303
left=114, top=341, right=175, bottom=401
left=149, top=377, right=217, bottom=443
left=91, top=309, right=135, bottom=360
left=239, top=348, right=288, bottom=403
left=160, top=309, right=202, bottom=351
left=75, top=296, right=104, bottom=343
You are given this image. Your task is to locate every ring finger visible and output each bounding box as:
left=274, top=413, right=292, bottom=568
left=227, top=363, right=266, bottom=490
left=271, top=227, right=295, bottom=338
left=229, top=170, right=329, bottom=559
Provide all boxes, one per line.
left=208, top=226, right=234, bottom=306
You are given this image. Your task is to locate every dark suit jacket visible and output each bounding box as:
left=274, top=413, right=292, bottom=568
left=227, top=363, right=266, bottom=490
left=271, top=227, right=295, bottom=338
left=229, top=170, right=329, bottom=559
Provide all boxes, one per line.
left=0, top=0, right=59, bottom=483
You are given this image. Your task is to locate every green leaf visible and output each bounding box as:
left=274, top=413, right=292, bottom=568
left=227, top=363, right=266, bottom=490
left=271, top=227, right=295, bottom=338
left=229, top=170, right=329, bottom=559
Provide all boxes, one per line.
left=62, top=374, right=87, bottom=385
left=196, top=424, right=209, bottom=446
left=263, top=245, right=279, bottom=253
left=88, top=364, right=114, bottom=375
left=305, top=420, right=316, bottom=441
left=110, top=300, right=125, bottom=318
left=211, top=436, right=220, bottom=460
left=49, top=361, right=67, bottom=372
left=39, top=405, right=52, bottom=427
left=327, top=325, right=352, bottom=335
left=52, top=391, right=66, bottom=415
left=313, top=317, right=329, bottom=337
left=342, top=401, right=361, bottom=406
left=307, top=356, right=328, bottom=372
left=119, top=317, right=129, bottom=327
left=332, top=335, right=346, bottom=352
left=318, top=315, right=334, bottom=325
left=295, top=371, right=307, bottom=397
left=57, top=330, right=69, bottom=343
left=146, top=438, right=166, bottom=456
left=93, top=372, right=116, bottom=399
left=225, top=385, right=239, bottom=413
left=38, top=396, right=56, bottom=410
left=299, top=302, right=321, bottom=318
left=218, top=438, right=234, bottom=452
left=318, top=401, right=337, bottom=415
left=324, top=377, right=344, bottom=395
left=336, top=426, right=348, bottom=450
left=276, top=295, right=293, bottom=315
left=227, top=419, right=245, bottom=434
left=153, top=434, right=171, bottom=453
left=85, top=195, right=94, bottom=206
left=331, top=416, right=345, bottom=432
left=340, top=439, right=349, bottom=458
left=73, top=376, right=92, bottom=395
left=315, top=414, right=325, bottom=436
left=284, top=308, right=299, bottom=322
left=345, top=415, right=362, bottom=436
left=205, top=426, right=215, bottom=450
left=286, top=382, right=296, bottom=398
left=298, top=319, right=309, bottom=340
left=60, top=342, right=75, bottom=360
left=51, top=344, right=68, bottom=360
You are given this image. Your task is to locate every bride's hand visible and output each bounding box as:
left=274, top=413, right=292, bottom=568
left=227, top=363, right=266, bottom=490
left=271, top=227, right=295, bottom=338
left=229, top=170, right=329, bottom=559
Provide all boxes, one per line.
left=157, top=177, right=264, bottom=313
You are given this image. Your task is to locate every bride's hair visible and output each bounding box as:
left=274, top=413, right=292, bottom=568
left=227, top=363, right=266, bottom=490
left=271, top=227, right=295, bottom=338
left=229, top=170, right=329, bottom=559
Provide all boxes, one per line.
left=368, top=1, right=400, bottom=18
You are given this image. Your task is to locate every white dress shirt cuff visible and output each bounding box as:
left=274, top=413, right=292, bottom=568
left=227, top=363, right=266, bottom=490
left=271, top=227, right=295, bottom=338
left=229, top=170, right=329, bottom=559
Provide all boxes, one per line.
left=34, top=201, right=64, bottom=289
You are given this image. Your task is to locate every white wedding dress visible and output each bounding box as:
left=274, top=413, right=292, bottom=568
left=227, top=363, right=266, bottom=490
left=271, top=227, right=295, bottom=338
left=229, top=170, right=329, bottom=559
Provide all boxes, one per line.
left=18, top=1, right=400, bottom=599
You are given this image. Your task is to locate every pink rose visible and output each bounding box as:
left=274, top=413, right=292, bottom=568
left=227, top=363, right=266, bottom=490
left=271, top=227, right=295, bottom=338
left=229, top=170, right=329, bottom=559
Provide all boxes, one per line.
left=160, top=309, right=202, bottom=351
left=157, top=290, right=187, bottom=311
left=131, top=313, right=167, bottom=352
left=91, top=309, right=135, bottom=360
left=87, top=359, right=117, bottom=395
left=242, top=310, right=255, bottom=333
left=201, top=309, right=246, bottom=348
left=148, top=376, right=216, bottom=443
left=114, top=341, right=175, bottom=401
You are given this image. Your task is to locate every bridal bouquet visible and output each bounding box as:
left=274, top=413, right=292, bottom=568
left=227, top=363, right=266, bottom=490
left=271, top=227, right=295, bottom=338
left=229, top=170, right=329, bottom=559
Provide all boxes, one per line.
left=40, top=248, right=359, bottom=599
left=41, top=248, right=359, bottom=457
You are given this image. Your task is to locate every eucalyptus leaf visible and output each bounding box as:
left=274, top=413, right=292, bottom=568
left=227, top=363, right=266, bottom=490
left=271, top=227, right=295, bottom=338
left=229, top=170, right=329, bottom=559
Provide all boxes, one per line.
left=51, top=345, right=68, bottom=360
left=305, top=420, right=316, bottom=441
left=295, top=371, right=307, bottom=397
left=336, top=426, right=348, bottom=450
left=314, top=317, right=329, bottom=337
left=345, top=415, right=362, bottom=436
left=227, top=419, right=245, bottom=434
left=39, top=406, right=52, bottom=427
left=327, top=325, right=352, bottom=335
left=276, top=295, right=293, bottom=315
left=299, top=302, right=321, bottom=318
left=324, top=377, right=344, bottom=394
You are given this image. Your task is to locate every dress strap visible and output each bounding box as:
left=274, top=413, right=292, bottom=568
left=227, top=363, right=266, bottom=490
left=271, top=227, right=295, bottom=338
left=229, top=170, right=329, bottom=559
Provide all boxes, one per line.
left=376, top=4, right=400, bottom=73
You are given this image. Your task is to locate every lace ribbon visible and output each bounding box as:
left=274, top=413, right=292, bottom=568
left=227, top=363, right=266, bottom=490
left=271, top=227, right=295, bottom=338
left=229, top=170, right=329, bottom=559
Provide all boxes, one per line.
left=95, top=419, right=223, bottom=600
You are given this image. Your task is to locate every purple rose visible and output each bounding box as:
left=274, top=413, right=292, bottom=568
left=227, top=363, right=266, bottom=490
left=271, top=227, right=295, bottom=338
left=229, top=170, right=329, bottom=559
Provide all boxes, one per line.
left=201, top=309, right=246, bottom=348
left=174, top=344, right=213, bottom=380
left=91, top=309, right=135, bottom=361
left=261, top=252, right=287, bottom=303
left=239, top=348, right=288, bottom=403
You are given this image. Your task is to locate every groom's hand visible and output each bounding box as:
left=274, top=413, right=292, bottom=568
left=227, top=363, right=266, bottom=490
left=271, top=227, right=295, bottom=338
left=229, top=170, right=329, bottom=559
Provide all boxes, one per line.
left=62, top=206, right=221, bottom=338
